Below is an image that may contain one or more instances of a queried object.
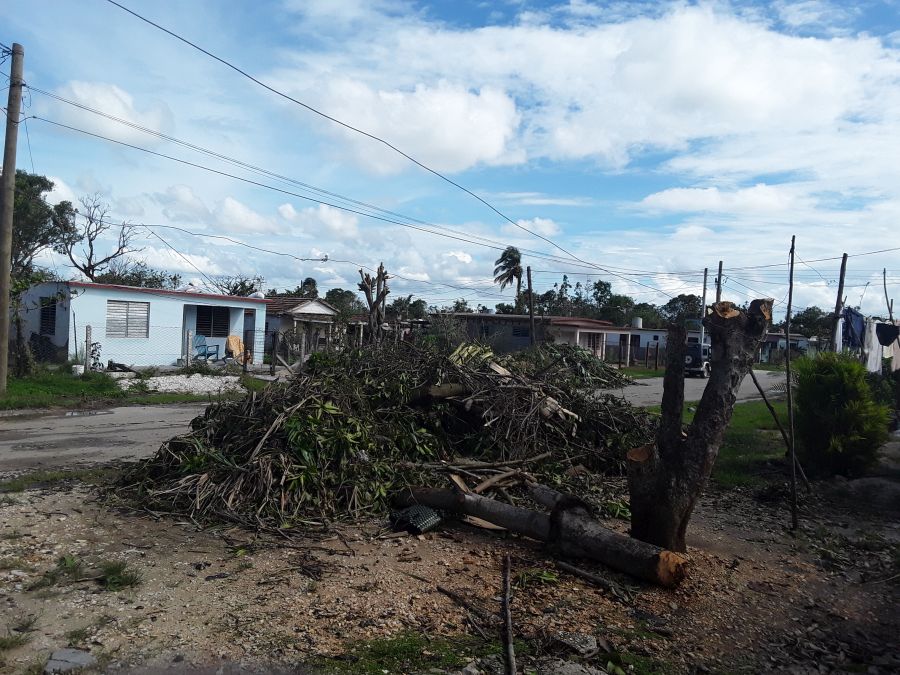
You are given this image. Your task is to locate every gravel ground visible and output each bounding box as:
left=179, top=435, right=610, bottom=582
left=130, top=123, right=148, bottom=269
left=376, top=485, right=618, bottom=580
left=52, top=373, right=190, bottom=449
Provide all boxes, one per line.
left=118, top=374, right=244, bottom=395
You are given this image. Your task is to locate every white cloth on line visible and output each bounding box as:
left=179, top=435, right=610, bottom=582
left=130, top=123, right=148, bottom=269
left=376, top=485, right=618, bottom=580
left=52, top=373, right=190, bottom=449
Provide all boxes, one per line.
left=863, top=318, right=882, bottom=373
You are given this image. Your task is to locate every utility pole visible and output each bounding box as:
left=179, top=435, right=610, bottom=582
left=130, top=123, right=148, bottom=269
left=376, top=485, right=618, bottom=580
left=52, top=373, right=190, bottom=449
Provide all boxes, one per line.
left=527, top=266, right=535, bottom=346
left=884, top=268, right=895, bottom=323
left=831, top=253, right=847, bottom=352
left=0, top=43, right=25, bottom=395
left=715, top=260, right=723, bottom=303
left=784, top=235, right=798, bottom=531
left=699, top=267, right=708, bottom=345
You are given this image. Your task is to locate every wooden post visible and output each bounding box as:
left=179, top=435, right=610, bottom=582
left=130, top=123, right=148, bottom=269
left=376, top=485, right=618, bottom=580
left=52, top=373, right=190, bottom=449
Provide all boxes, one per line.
left=831, top=253, right=847, bottom=351
left=83, top=325, right=92, bottom=373
left=644, top=342, right=650, bottom=367
left=617, top=340, right=623, bottom=368
left=186, top=330, right=193, bottom=367
left=270, top=332, right=278, bottom=375
left=654, top=343, right=660, bottom=370
left=699, top=267, right=708, bottom=346
left=0, top=44, right=25, bottom=395
left=527, top=266, right=535, bottom=346
left=785, top=236, right=799, bottom=530
left=715, top=260, right=723, bottom=303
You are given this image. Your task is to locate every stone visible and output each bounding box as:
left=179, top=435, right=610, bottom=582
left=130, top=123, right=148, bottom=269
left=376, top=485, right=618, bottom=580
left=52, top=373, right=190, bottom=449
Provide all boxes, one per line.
left=44, top=648, right=97, bottom=673
left=553, top=631, right=598, bottom=656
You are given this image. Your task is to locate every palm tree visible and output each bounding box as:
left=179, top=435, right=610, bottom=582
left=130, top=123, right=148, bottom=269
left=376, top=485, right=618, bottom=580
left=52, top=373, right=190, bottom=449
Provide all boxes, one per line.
left=493, top=246, right=523, bottom=302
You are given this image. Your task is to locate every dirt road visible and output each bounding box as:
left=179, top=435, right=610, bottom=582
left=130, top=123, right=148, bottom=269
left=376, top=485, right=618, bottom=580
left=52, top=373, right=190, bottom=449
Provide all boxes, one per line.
left=618, top=368, right=785, bottom=407
left=0, top=404, right=205, bottom=475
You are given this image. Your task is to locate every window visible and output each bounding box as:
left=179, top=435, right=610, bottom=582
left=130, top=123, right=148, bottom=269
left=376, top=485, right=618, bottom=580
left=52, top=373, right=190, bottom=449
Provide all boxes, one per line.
left=512, top=325, right=530, bottom=338
left=39, top=297, right=56, bottom=336
left=196, top=306, right=230, bottom=338
left=652, top=335, right=659, bottom=341
left=586, top=333, right=602, bottom=350
left=106, top=300, right=149, bottom=338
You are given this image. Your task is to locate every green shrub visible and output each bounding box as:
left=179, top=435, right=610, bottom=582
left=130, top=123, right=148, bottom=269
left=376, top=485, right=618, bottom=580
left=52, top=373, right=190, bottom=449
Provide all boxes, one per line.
left=794, top=353, right=890, bottom=476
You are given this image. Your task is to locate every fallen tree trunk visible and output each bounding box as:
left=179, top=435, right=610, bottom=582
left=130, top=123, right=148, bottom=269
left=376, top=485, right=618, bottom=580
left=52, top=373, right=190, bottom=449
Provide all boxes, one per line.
left=396, top=487, right=686, bottom=587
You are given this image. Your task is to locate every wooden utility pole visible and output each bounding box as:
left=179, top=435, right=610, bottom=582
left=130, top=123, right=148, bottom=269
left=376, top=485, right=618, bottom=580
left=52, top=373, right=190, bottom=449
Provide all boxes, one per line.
left=831, top=253, right=848, bottom=351
left=699, top=267, right=708, bottom=345
left=784, top=236, right=798, bottom=530
left=0, top=43, right=25, bottom=395
left=884, top=268, right=895, bottom=323
left=527, top=266, right=535, bottom=346
left=715, top=260, right=723, bottom=303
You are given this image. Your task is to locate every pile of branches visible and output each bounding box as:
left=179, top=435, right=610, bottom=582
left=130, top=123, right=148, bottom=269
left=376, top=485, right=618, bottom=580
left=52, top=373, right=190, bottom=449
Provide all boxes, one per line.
left=120, top=341, right=653, bottom=529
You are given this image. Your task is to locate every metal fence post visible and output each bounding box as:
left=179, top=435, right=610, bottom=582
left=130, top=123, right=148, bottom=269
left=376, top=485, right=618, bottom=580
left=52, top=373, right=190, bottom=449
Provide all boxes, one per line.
left=83, top=325, right=91, bottom=373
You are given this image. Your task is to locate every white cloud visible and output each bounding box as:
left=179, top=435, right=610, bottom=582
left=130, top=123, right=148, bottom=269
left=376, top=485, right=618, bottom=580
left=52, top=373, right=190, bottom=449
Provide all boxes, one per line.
left=280, top=203, right=360, bottom=238
left=309, top=81, right=522, bottom=174
left=639, top=184, right=809, bottom=215
left=444, top=251, right=473, bottom=264
left=141, top=245, right=222, bottom=275
left=45, top=176, right=77, bottom=205
left=154, top=185, right=211, bottom=223
left=213, top=197, right=283, bottom=235
left=51, top=81, right=174, bottom=144
left=503, top=217, right=561, bottom=236
left=492, top=191, right=595, bottom=207
left=773, top=1, right=854, bottom=30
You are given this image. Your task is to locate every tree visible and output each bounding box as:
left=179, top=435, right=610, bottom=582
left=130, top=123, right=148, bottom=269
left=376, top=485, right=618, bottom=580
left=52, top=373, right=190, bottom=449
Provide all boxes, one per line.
left=590, top=279, right=612, bottom=308
left=451, top=298, right=473, bottom=313
left=627, top=299, right=772, bottom=551
left=597, top=293, right=635, bottom=325
left=386, top=294, right=428, bottom=321
left=11, top=171, right=76, bottom=279
left=493, top=247, right=523, bottom=302
left=494, top=302, right=517, bottom=315
left=660, top=294, right=702, bottom=324
left=55, top=194, right=139, bottom=281
left=213, top=274, right=264, bottom=296
left=358, top=264, right=390, bottom=343
left=631, top=302, right=665, bottom=328
left=325, top=288, right=366, bottom=322
left=775, top=305, right=831, bottom=341
left=95, top=259, right=181, bottom=289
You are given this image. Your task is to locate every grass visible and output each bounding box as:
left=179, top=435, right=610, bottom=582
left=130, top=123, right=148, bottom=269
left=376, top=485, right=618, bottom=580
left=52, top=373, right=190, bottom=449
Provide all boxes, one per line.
left=0, top=557, right=30, bottom=571
left=0, top=369, right=251, bottom=410
left=0, top=633, right=29, bottom=652
left=98, top=560, right=142, bottom=591
left=0, top=467, right=120, bottom=493
left=312, top=632, right=515, bottom=674
left=754, top=362, right=786, bottom=372
left=620, top=366, right=665, bottom=379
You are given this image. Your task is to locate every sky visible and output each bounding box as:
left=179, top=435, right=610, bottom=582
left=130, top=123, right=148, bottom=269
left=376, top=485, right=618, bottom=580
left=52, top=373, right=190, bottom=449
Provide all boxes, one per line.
left=2, top=0, right=899, bottom=318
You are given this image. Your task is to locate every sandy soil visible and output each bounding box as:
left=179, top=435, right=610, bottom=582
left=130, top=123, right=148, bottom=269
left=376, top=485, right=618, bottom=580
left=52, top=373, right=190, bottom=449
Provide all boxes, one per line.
left=1, top=475, right=897, bottom=674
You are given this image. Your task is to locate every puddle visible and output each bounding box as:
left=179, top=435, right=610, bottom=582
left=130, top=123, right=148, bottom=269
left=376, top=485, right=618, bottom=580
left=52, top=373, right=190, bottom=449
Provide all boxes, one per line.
left=63, top=409, right=114, bottom=417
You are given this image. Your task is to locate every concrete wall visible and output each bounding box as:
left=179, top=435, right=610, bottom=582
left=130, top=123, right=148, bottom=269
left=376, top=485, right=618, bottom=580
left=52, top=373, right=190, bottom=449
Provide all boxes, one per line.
left=67, top=285, right=266, bottom=367
left=14, top=282, right=71, bottom=362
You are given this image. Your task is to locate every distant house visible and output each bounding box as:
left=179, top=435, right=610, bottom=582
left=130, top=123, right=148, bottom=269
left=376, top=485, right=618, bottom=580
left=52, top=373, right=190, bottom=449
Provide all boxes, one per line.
left=758, top=331, right=811, bottom=363
left=16, top=281, right=268, bottom=367
left=264, top=297, right=339, bottom=355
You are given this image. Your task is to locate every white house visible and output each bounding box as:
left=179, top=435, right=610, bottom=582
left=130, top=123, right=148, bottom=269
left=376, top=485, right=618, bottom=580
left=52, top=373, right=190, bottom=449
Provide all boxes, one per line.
left=264, top=297, right=339, bottom=355
left=17, top=281, right=268, bottom=367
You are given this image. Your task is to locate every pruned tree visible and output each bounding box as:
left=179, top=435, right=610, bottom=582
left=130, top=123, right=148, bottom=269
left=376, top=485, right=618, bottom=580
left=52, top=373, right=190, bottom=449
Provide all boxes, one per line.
left=213, top=274, right=264, bottom=297
left=358, top=263, right=390, bottom=344
left=56, top=194, right=139, bottom=281
left=627, top=299, right=773, bottom=551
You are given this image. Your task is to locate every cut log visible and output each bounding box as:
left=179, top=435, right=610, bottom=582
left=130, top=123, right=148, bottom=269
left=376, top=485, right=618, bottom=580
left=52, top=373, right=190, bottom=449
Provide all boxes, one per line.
left=395, top=487, right=686, bottom=587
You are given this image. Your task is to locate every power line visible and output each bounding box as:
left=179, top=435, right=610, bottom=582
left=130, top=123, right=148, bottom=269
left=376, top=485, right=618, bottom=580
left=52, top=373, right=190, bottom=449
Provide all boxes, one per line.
left=101, top=0, right=594, bottom=265
left=27, top=86, right=709, bottom=285
left=32, top=114, right=679, bottom=299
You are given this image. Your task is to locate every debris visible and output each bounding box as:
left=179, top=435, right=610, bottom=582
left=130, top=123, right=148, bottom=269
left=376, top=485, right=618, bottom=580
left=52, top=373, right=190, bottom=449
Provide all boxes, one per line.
left=389, top=505, right=442, bottom=535
left=501, top=554, right=516, bottom=675
left=120, top=341, right=652, bottom=529
left=44, top=648, right=96, bottom=673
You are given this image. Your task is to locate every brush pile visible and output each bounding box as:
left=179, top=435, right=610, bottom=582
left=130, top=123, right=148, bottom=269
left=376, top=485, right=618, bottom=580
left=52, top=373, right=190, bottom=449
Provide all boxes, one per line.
left=121, top=341, right=653, bottom=529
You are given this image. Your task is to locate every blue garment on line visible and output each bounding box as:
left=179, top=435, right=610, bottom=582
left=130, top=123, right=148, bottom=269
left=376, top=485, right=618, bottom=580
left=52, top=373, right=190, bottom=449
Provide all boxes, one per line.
left=842, top=308, right=865, bottom=348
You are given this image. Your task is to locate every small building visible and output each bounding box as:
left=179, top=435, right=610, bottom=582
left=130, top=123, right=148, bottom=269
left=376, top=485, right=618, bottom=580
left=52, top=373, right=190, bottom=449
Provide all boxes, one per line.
left=264, top=297, right=339, bottom=355
left=758, top=331, right=811, bottom=363
left=16, top=281, right=268, bottom=367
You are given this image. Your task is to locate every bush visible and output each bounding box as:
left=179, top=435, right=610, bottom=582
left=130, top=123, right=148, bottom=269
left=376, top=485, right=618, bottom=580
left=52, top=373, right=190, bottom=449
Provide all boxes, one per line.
left=794, top=353, right=890, bottom=476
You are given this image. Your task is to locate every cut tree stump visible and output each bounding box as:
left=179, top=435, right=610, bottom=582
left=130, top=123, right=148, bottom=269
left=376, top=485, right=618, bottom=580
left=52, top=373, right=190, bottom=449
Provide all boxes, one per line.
left=395, top=486, right=686, bottom=587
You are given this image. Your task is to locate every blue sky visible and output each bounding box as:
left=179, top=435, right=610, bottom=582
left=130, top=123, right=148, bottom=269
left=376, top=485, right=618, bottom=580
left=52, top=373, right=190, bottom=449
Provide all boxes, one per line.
left=3, top=0, right=899, bottom=316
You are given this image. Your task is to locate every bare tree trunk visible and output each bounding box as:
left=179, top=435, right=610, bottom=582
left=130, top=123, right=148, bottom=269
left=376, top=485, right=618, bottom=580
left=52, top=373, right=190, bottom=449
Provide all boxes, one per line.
left=627, top=299, right=772, bottom=552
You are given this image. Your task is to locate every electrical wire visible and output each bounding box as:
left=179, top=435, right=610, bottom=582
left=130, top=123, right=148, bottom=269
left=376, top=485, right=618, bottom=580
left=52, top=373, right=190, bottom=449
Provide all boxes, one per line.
left=101, top=0, right=601, bottom=267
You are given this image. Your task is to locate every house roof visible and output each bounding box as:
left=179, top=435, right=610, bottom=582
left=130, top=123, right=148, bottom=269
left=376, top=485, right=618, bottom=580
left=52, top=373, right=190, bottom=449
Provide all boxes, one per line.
left=266, top=296, right=338, bottom=315
left=67, top=281, right=269, bottom=304
left=442, top=312, right=619, bottom=328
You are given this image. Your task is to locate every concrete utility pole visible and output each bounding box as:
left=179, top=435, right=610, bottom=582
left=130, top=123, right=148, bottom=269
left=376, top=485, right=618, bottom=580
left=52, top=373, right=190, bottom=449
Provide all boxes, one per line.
left=699, top=267, right=708, bottom=345
left=0, top=43, right=25, bottom=395
left=527, top=266, right=535, bottom=346
left=715, top=260, right=723, bottom=304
